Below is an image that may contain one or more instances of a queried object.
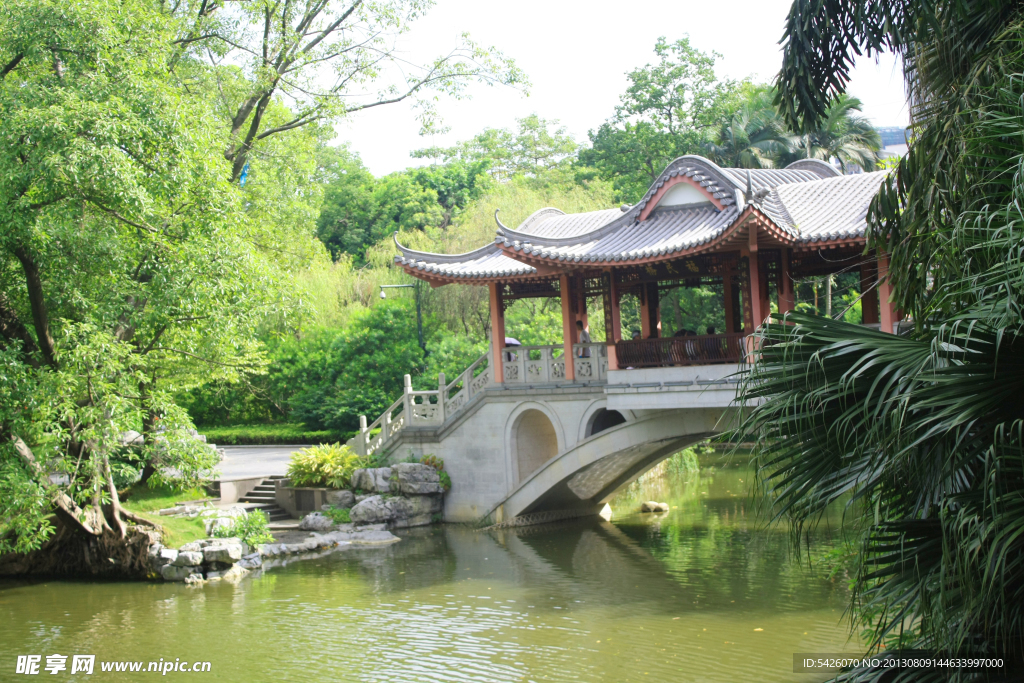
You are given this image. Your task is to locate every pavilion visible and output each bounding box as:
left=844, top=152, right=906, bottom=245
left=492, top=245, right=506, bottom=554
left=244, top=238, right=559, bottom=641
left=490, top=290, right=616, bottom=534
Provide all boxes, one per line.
left=393, top=155, right=899, bottom=383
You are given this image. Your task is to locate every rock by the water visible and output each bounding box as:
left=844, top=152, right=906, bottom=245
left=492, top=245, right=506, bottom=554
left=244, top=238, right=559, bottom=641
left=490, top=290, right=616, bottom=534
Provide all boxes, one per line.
left=172, top=551, right=204, bottom=567
left=640, top=501, right=670, bottom=512
left=156, top=548, right=178, bottom=567
left=203, top=543, right=243, bottom=564
left=349, top=495, right=397, bottom=524
left=238, top=553, right=263, bottom=570
left=160, top=564, right=199, bottom=582
left=325, top=489, right=355, bottom=508
left=391, top=463, right=444, bottom=495
left=298, top=512, right=335, bottom=532
left=349, top=492, right=442, bottom=528
left=351, top=467, right=393, bottom=494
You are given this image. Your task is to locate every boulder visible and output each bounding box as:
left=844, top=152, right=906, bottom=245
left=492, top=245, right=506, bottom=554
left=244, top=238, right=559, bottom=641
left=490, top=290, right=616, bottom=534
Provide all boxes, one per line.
left=172, top=551, right=204, bottom=567
left=160, top=564, right=199, bottom=582
left=394, top=494, right=442, bottom=517
left=238, top=553, right=263, bottom=570
left=179, top=541, right=204, bottom=553
left=640, top=501, right=670, bottom=513
left=351, top=467, right=392, bottom=494
left=156, top=548, right=178, bottom=567
left=221, top=564, right=249, bottom=583
left=203, top=543, right=243, bottom=564
left=349, top=495, right=397, bottom=524
left=298, top=512, right=335, bottom=532
left=391, top=463, right=444, bottom=495
left=325, top=489, right=355, bottom=508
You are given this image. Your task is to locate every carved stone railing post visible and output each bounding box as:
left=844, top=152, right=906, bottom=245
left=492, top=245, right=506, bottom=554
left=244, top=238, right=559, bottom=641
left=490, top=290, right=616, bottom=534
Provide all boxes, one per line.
left=437, top=372, right=446, bottom=424
left=403, top=374, right=413, bottom=419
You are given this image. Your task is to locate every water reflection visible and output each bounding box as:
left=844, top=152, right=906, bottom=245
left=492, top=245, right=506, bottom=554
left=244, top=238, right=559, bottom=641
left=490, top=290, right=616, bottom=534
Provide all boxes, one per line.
left=0, top=459, right=856, bottom=682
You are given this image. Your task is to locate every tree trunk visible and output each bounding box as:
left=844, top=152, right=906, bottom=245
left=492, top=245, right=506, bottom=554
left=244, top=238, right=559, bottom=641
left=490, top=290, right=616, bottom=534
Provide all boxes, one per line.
left=0, top=513, right=161, bottom=579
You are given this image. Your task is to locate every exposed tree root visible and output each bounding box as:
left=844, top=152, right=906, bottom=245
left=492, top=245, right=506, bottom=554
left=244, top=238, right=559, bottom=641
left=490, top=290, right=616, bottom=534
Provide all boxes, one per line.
left=0, top=512, right=161, bottom=579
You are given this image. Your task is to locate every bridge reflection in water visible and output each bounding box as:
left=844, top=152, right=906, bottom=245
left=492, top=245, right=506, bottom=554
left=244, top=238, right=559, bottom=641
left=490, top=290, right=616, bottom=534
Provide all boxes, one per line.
left=0, top=457, right=859, bottom=682
left=309, top=457, right=859, bottom=682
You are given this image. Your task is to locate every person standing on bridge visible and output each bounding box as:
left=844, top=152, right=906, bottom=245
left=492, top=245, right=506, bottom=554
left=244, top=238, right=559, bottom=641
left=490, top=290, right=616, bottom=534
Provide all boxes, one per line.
left=576, top=320, right=591, bottom=358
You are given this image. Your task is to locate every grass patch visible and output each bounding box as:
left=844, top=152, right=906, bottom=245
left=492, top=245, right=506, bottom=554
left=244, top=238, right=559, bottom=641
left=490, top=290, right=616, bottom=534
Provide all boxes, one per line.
left=121, top=484, right=211, bottom=547
left=197, top=422, right=351, bottom=446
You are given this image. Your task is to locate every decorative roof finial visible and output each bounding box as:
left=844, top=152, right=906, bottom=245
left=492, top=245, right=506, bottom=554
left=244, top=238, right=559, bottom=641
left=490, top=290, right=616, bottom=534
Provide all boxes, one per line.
left=494, top=209, right=510, bottom=235
left=745, top=170, right=753, bottom=199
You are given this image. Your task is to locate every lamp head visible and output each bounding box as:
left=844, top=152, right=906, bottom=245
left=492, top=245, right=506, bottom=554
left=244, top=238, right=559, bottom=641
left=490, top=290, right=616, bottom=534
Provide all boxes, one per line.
left=379, top=289, right=386, bottom=300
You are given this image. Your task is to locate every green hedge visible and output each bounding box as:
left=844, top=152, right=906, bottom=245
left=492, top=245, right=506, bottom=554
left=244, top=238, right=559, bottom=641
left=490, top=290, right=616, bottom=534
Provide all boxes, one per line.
left=198, top=423, right=353, bottom=446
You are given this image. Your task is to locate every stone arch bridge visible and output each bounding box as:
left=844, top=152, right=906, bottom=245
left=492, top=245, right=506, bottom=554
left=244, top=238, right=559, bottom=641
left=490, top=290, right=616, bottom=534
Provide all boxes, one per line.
left=351, top=155, right=897, bottom=524
left=348, top=349, right=740, bottom=524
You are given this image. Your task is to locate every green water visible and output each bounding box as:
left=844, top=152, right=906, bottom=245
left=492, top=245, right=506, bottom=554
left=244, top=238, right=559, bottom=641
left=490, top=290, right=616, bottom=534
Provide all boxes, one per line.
left=0, top=457, right=858, bottom=682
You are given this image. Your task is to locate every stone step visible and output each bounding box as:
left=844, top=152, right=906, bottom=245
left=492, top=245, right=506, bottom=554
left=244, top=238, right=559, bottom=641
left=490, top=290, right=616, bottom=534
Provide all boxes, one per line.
left=240, top=491, right=275, bottom=500
left=240, top=502, right=292, bottom=521
left=252, top=485, right=276, bottom=492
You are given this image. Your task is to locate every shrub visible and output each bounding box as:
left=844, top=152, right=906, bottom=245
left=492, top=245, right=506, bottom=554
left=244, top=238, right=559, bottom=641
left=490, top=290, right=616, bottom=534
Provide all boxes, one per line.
left=213, top=510, right=273, bottom=547
left=197, top=423, right=349, bottom=446
left=420, top=454, right=451, bottom=491
left=420, top=454, right=444, bottom=471
left=287, top=443, right=368, bottom=488
left=323, top=507, right=351, bottom=524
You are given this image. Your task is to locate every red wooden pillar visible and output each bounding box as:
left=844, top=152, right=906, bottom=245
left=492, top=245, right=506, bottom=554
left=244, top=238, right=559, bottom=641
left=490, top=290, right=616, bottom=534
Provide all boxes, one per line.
left=488, top=282, right=506, bottom=383
left=779, top=248, right=795, bottom=315
left=746, top=229, right=765, bottom=328
left=877, top=250, right=898, bottom=334
left=860, top=258, right=880, bottom=325
left=559, top=274, right=576, bottom=381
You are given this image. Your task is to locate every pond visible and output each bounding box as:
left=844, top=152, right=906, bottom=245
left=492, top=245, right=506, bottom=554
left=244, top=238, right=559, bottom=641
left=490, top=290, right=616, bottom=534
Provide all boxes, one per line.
left=1, top=455, right=859, bottom=681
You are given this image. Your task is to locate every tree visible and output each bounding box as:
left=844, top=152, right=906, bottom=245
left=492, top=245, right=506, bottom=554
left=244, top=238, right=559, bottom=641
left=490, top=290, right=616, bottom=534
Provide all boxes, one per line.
left=412, top=114, right=579, bottom=181
left=783, top=94, right=882, bottom=171
left=167, top=0, right=527, bottom=182
left=0, top=0, right=286, bottom=571
left=703, top=88, right=790, bottom=169
left=741, top=0, right=1024, bottom=676
left=578, top=37, right=747, bottom=203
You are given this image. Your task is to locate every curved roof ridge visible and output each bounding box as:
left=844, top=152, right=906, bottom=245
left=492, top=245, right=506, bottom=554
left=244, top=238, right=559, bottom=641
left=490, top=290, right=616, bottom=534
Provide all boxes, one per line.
left=516, top=207, right=565, bottom=233
left=497, top=210, right=636, bottom=247
left=393, top=231, right=504, bottom=264
left=784, top=158, right=842, bottom=178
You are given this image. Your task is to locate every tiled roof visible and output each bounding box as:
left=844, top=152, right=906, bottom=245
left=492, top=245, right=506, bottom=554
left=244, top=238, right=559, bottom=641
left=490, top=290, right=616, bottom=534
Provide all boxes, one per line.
left=393, top=239, right=536, bottom=280
left=499, top=205, right=739, bottom=263
left=766, top=171, right=886, bottom=243
left=393, top=156, right=881, bottom=281
left=513, top=207, right=625, bottom=238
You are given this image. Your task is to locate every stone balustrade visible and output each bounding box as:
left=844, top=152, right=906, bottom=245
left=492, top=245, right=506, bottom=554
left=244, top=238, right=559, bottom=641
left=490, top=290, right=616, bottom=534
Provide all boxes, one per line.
left=350, top=342, right=609, bottom=457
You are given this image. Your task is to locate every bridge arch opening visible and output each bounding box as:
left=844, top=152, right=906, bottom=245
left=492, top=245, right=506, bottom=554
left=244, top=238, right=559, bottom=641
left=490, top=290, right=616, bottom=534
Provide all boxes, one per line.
left=514, top=409, right=559, bottom=483
left=587, top=408, right=627, bottom=437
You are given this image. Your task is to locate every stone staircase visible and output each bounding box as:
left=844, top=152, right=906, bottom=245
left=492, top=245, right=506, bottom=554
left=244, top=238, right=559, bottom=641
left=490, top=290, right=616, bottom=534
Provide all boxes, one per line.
left=238, top=476, right=291, bottom=521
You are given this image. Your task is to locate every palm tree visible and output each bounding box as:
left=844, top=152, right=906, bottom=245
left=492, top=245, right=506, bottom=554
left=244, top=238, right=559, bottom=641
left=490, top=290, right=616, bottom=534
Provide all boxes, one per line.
left=703, top=93, right=790, bottom=168
left=784, top=94, right=882, bottom=171
left=739, top=1, right=1024, bottom=678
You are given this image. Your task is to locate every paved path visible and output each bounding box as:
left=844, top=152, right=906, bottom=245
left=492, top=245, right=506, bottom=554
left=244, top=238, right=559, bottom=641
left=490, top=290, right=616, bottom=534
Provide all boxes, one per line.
left=215, top=445, right=310, bottom=480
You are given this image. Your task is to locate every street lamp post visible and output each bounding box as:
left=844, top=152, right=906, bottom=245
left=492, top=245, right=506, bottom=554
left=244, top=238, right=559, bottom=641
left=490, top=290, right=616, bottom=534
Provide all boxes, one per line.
left=379, top=283, right=426, bottom=355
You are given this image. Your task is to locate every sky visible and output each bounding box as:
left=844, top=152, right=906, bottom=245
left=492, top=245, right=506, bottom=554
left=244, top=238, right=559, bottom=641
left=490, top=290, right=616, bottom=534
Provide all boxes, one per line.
left=335, top=0, right=908, bottom=176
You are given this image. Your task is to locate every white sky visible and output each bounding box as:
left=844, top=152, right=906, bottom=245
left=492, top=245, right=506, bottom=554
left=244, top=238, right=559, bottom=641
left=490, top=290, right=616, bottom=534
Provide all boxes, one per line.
left=336, top=0, right=908, bottom=176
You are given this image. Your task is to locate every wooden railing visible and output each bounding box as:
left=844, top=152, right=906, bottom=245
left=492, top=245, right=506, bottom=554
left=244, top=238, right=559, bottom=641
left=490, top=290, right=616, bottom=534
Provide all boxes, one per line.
left=615, top=334, right=746, bottom=368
